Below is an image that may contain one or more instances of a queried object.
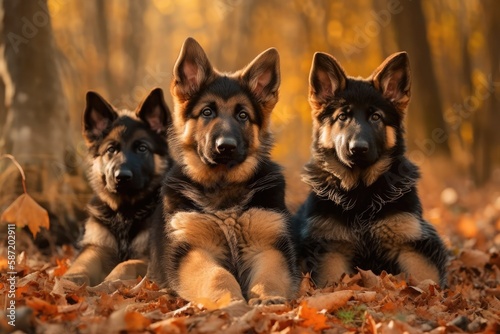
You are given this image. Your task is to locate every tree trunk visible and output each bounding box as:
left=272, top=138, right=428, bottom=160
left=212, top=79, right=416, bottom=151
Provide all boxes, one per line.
left=473, top=0, right=500, bottom=185
left=92, top=0, right=115, bottom=98
left=0, top=0, right=81, bottom=245
left=121, top=0, right=148, bottom=98
left=391, top=0, right=450, bottom=157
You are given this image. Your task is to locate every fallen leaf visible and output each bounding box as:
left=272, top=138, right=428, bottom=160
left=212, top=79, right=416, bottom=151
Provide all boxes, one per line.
left=358, top=268, right=381, bottom=289
left=303, top=290, right=354, bottom=311
left=53, top=258, right=69, bottom=277
left=26, top=297, right=58, bottom=317
left=364, top=312, right=378, bottom=334
left=381, top=301, right=397, bottom=312
left=1, top=193, right=50, bottom=238
left=297, top=301, right=330, bottom=331
left=150, top=317, right=187, bottom=334
left=355, top=291, right=377, bottom=303
left=459, top=249, right=489, bottom=268
left=125, top=311, right=151, bottom=331
left=298, top=272, right=315, bottom=296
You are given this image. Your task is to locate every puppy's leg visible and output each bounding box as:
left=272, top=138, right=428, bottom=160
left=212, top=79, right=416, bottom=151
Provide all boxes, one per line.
left=63, top=245, right=117, bottom=286
left=238, top=208, right=298, bottom=305
left=373, top=213, right=447, bottom=286
left=397, top=250, right=441, bottom=284
left=177, top=248, right=244, bottom=303
left=315, top=250, right=353, bottom=287
left=246, top=248, right=295, bottom=305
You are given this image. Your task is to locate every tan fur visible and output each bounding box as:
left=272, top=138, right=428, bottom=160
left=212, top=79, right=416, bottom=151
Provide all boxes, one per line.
left=398, top=251, right=440, bottom=283
left=246, top=249, right=293, bottom=301
left=154, top=153, right=168, bottom=177
left=80, top=219, right=118, bottom=249
left=385, top=126, right=397, bottom=149
left=130, top=229, right=150, bottom=257
left=362, top=154, right=393, bottom=186
left=181, top=150, right=260, bottom=186
left=322, top=154, right=360, bottom=190
left=307, top=216, right=356, bottom=242
left=372, top=212, right=422, bottom=246
left=318, top=123, right=334, bottom=149
left=63, top=245, right=116, bottom=286
left=177, top=249, right=245, bottom=302
left=169, top=212, right=228, bottom=253
left=316, top=251, right=353, bottom=287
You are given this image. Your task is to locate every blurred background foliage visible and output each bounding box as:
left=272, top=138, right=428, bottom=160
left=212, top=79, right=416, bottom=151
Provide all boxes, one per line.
left=0, top=0, right=499, bottom=244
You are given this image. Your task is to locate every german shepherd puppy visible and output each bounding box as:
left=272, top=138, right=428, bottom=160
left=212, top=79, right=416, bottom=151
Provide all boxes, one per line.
left=63, top=88, right=171, bottom=286
left=294, top=52, right=448, bottom=288
left=149, top=38, right=299, bottom=305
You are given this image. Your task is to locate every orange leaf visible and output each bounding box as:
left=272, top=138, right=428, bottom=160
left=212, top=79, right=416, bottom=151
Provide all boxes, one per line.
left=381, top=301, right=397, bottom=312
left=53, top=258, right=69, bottom=277
left=26, top=297, right=59, bottom=316
left=364, top=312, right=378, bottom=334
left=1, top=193, right=49, bottom=238
left=297, top=301, right=330, bottom=331
left=125, top=311, right=151, bottom=331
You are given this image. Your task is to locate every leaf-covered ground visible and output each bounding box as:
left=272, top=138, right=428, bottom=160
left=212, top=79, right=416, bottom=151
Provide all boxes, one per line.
left=1, top=185, right=499, bottom=333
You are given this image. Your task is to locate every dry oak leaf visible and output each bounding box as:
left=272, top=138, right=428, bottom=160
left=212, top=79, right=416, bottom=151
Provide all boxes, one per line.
left=297, top=301, right=330, bottom=331
left=1, top=193, right=49, bottom=238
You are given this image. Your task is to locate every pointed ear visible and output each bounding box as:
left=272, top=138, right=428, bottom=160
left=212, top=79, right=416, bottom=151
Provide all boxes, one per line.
left=309, top=52, right=347, bottom=112
left=136, top=88, right=171, bottom=135
left=371, top=52, right=411, bottom=111
left=171, top=37, right=213, bottom=101
left=83, top=91, right=117, bottom=142
left=241, top=47, right=280, bottom=108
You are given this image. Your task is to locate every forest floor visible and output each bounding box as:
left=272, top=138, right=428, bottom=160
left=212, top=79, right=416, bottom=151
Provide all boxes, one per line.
left=1, top=176, right=500, bottom=333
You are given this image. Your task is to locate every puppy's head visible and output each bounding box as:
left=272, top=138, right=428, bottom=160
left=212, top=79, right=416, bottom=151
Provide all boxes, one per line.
left=170, top=37, right=280, bottom=185
left=83, top=88, right=171, bottom=208
left=309, top=52, right=411, bottom=169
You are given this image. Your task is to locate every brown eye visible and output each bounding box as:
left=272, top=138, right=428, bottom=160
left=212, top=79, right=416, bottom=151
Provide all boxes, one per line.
left=107, top=146, right=117, bottom=154
left=237, top=111, right=248, bottom=121
left=201, top=107, right=213, bottom=117
left=371, top=113, right=381, bottom=121
left=137, top=144, right=149, bottom=153
left=338, top=113, right=348, bottom=121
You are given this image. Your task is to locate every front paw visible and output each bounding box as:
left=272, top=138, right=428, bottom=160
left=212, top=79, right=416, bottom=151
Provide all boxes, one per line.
left=104, top=260, right=148, bottom=282
left=248, top=296, right=287, bottom=306
left=62, top=273, right=90, bottom=286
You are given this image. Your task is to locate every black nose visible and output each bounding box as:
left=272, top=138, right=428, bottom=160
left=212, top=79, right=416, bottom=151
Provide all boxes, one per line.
left=349, top=140, right=369, bottom=155
left=115, top=168, right=133, bottom=182
left=215, top=137, right=237, bottom=154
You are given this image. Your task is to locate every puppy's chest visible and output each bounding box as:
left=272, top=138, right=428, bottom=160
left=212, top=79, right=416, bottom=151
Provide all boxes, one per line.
left=186, top=185, right=255, bottom=212
left=308, top=212, right=423, bottom=247
left=169, top=208, right=286, bottom=252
